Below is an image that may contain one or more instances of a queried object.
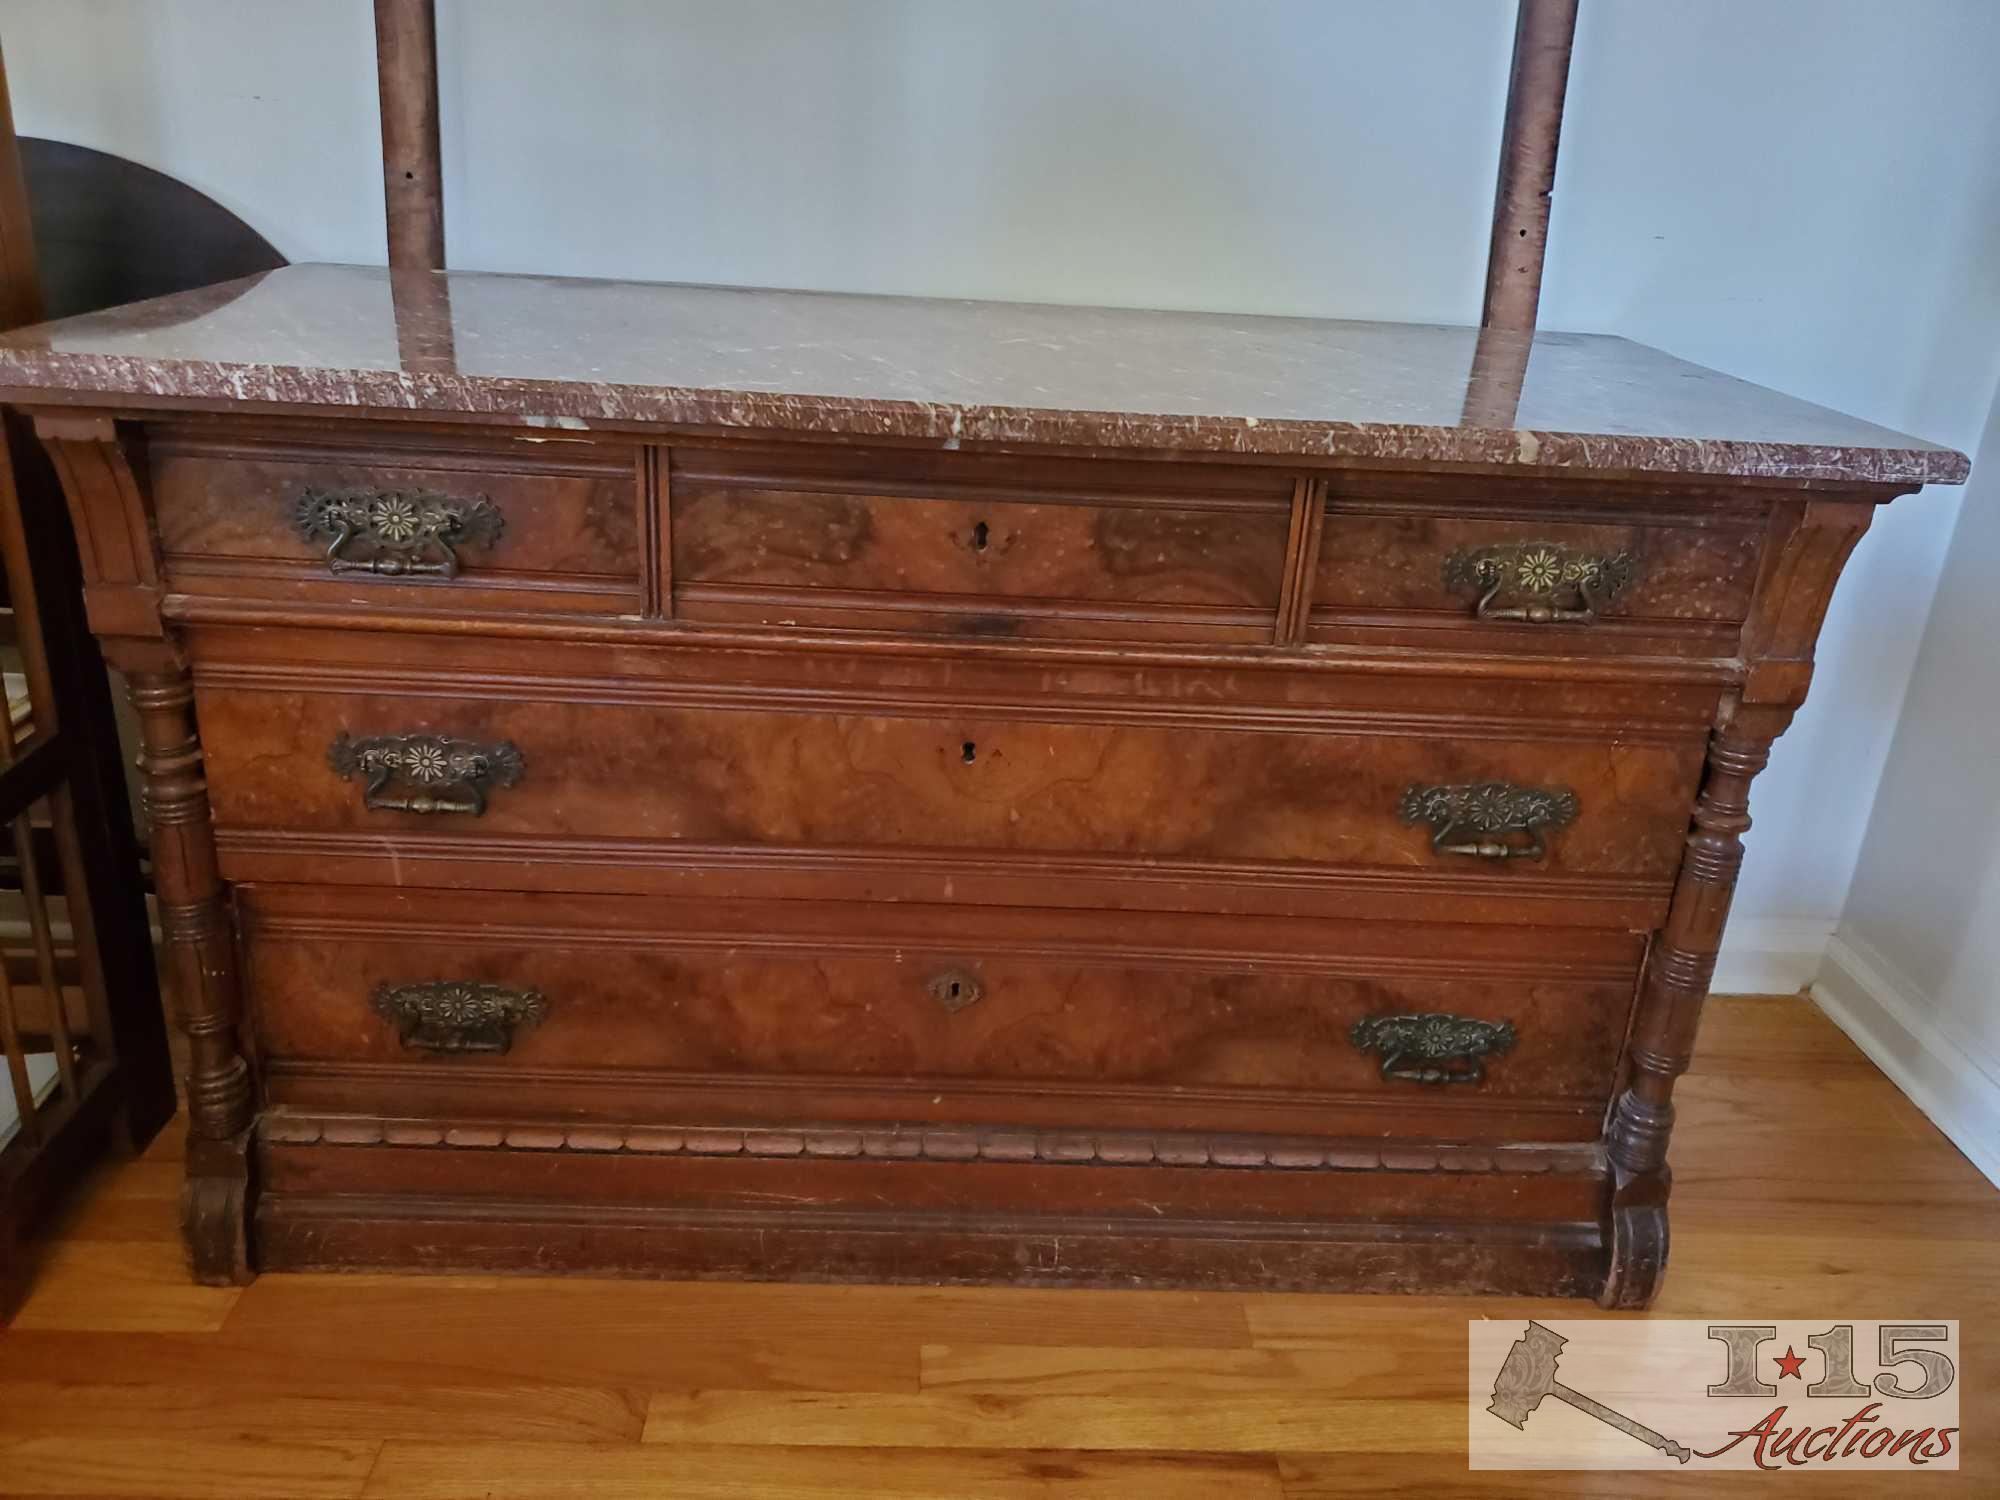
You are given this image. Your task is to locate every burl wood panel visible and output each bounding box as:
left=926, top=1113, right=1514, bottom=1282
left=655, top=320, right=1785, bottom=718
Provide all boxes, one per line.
left=243, top=900, right=1635, bottom=1106
left=1313, top=512, right=1762, bottom=622
left=676, top=488, right=1284, bottom=596
left=1307, top=478, right=1767, bottom=657
left=195, top=685, right=1707, bottom=882
left=672, top=444, right=1292, bottom=641
left=243, top=885, right=1637, bottom=1142
left=148, top=428, right=641, bottom=614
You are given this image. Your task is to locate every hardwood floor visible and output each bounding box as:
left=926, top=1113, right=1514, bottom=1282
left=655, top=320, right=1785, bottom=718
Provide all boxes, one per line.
left=2, top=993, right=1993, bottom=1497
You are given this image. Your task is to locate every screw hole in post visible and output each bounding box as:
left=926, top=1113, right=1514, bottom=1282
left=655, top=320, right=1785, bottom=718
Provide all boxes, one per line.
left=971, top=520, right=990, bottom=552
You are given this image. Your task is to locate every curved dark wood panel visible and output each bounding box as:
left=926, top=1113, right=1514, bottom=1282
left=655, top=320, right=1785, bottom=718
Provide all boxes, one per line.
left=20, top=138, right=285, bottom=321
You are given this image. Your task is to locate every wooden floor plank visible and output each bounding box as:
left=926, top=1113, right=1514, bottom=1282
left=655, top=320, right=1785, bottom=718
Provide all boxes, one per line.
left=0, top=1327, right=645, bottom=1444
left=217, top=1276, right=1246, bottom=1394
left=6, top=1237, right=241, bottom=1332
left=215, top=1277, right=924, bottom=1394
left=359, top=1441, right=1285, bottom=1499
left=641, top=1389, right=1463, bottom=1453
left=920, top=1340, right=1465, bottom=1400
left=1276, top=1452, right=1945, bottom=1498
left=0, top=1433, right=379, bottom=1498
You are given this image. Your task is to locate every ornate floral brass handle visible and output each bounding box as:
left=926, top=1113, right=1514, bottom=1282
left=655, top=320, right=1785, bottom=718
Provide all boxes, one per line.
left=1350, top=1011, right=1517, bottom=1084
left=1443, top=543, right=1636, bottom=624
left=329, top=732, right=524, bottom=816
left=1400, top=781, right=1577, bottom=861
left=373, top=980, right=547, bottom=1054
left=293, top=486, right=505, bottom=578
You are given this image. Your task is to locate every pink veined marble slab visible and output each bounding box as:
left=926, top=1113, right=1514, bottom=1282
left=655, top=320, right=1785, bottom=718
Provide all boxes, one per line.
left=0, top=263, right=1969, bottom=485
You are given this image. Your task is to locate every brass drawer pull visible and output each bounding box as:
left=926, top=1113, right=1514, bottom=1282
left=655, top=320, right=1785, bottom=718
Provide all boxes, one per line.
left=373, top=980, right=547, bottom=1054
left=329, top=732, right=525, bottom=816
left=1350, top=1012, right=1517, bottom=1085
left=927, top=968, right=983, bottom=1013
left=1400, top=781, right=1577, bottom=862
left=1444, top=543, right=1635, bottom=624
left=294, top=486, right=505, bottom=578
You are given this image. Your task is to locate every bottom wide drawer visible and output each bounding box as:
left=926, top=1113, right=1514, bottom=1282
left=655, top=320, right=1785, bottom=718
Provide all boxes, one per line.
left=241, top=885, right=1642, bottom=1143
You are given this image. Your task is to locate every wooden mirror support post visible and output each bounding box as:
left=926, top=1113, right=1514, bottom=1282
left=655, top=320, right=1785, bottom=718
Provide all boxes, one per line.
left=374, top=0, right=444, bottom=272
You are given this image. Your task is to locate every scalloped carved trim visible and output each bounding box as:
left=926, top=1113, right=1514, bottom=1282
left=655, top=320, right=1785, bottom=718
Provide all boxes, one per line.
left=258, top=1112, right=1603, bottom=1177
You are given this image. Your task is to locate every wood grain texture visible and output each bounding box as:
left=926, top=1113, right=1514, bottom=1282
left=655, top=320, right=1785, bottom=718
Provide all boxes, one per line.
left=236, top=886, right=1638, bottom=1118
left=194, top=685, right=1706, bottom=881
left=361, top=1444, right=1287, bottom=1500
left=674, top=485, right=1290, bottom=604
left=151, top=433, right=641, bottom=614
left=1313, top=511, right=1761, bottom=623
left=672, top=442, right=1289, bottom=642
left=5, top=998, right=1996, bottom=1498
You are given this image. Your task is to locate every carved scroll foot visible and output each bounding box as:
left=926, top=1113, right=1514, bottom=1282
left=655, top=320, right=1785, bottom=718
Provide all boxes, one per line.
left=1598, top=1170, right=1669, bottom=1310
left=182, top=1129, right=255, bottom=1286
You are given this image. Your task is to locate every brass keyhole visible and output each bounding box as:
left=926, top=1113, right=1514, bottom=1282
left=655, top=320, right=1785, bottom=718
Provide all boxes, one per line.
left=927, top=969, right=983, bottom=1013
left=971, top=520, right=990, bottom=552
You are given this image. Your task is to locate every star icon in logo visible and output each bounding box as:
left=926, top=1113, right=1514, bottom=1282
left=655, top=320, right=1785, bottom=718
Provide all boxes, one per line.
left=1774, top=1346, right=1808, bottom=1380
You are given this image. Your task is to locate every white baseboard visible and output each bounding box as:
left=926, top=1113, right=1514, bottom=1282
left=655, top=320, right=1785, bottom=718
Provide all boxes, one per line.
left=1812, top=929, right=2000, bottom=1190
left=1711, top=916, right=1837, bottom=997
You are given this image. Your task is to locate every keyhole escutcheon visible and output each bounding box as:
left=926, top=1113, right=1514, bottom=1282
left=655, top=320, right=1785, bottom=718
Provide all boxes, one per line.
left=927, top=968, right=984, bottom=1013
left=971, top=520, right=990, bottom=552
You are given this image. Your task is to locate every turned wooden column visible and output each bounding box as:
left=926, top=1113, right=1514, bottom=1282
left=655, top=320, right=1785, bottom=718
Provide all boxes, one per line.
left=1601, top=700, right=1791, bottom=1307
left=1598, top=496, right=1883, bottom=1307
left=121, top=648, right=253, bottom=1282
left=31, top=412, right=257, bottom=1283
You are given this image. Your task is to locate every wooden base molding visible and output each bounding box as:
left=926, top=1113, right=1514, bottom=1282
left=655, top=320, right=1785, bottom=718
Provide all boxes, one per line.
left=253, top=1116, right=1610, bottom=1296
left=254, top=1196, right=1608, bottom=1298
left=257, top=1111, right=1601, bottom=1176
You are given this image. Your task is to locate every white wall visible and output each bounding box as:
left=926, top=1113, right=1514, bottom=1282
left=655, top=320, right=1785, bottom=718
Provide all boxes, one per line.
left=432, top=0, right=1513, bottom=321
left=1815, top=381, right=2000, bottom=1186
left=5, top=0, right=1998, bottom=986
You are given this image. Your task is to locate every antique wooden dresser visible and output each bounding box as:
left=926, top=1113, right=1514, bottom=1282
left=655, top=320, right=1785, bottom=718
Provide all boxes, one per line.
left=0, top=265, right=1968, bottom=1304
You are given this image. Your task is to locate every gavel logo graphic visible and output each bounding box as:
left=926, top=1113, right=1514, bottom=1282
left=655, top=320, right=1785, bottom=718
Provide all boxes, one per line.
left=1488, top=1321, right=1693, bottom=1464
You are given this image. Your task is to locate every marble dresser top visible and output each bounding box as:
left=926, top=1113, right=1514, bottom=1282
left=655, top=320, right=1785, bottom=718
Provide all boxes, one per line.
left=0, top=263, right=1968, bottom=485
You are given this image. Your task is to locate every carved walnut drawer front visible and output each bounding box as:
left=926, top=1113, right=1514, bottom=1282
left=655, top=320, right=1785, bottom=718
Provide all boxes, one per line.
left=241, top=885, right=1642, bottom=1145
left=148, top=426, right=643, bottom=617
left=1310, top=477, right=1768, bottom=656
left=670, top=445, right=1295, bottom=642
left=193, top=680, right=1707, bottom=893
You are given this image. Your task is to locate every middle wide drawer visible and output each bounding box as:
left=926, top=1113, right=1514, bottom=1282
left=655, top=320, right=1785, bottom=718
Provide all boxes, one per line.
left=197, top=684, right=1706, bottom=886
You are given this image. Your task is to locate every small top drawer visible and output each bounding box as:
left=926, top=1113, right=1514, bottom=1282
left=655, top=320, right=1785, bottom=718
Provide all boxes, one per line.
left=1308, top=481, right=1765, bottom=654
left=670, top=445, right=1294, bottom=643
left=149, top=426, right=643, bottom=616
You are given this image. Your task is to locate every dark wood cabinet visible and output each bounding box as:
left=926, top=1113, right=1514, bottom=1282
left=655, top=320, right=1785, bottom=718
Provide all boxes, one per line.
left=0, top=265, right=1967, bottom=1304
